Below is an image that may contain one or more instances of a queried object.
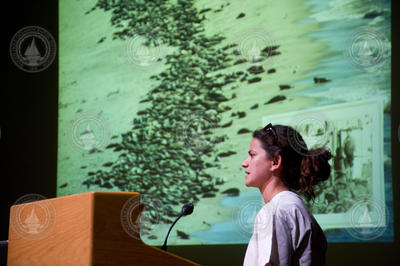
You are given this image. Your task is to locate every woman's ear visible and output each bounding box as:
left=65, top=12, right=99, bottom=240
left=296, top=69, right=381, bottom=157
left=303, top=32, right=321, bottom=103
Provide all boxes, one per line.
left=270, top=154, right=282, bottom=171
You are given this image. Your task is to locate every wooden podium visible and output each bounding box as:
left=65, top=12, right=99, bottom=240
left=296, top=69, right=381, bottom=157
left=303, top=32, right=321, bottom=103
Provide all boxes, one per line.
left=8, top=191, right=199, bottom=265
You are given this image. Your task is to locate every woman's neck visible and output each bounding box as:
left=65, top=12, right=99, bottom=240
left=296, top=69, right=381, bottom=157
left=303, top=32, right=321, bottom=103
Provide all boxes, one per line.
left=259, top=176, right=289, bottom=203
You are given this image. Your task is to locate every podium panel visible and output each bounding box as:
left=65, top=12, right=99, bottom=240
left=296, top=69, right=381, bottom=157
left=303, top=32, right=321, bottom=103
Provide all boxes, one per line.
left=8, top=191, right=198, bottom=266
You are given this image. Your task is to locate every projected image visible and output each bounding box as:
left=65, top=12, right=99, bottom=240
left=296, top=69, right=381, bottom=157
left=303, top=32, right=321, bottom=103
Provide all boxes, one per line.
left=262, top=99, right=387, bottom=231
left=58, top=0, right=392, bottom=245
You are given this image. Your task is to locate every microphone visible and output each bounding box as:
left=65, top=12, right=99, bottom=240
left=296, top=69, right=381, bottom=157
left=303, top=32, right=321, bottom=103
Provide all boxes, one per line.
left=161, top=203, right=194, bottom=251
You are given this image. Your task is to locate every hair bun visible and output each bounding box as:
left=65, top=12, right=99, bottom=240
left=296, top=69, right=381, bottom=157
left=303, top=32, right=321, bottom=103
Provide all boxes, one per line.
left=300, top=147, right=332, bottom=199
left=307, top=148, right=332, bottom=161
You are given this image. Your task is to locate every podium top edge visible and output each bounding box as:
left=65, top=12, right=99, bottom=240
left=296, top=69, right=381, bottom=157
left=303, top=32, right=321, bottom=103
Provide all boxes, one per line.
left=58, top=191, right=141, bottom=199
left=11, top=191, right=140, bottom=206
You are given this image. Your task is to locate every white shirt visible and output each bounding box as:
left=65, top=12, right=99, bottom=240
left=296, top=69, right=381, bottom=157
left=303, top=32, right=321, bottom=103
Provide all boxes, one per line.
left=243, top=191, right=327, bottom=266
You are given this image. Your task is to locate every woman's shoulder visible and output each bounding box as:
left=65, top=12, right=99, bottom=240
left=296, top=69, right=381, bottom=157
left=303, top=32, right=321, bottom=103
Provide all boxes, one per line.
left=270, top=191, right=314, bottom=222
left=271, top=191, right=304, bottom=207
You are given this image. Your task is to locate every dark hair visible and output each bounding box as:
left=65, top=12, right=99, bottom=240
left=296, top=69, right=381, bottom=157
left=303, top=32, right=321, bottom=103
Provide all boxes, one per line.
left=253, top=124, right=332, bottom=200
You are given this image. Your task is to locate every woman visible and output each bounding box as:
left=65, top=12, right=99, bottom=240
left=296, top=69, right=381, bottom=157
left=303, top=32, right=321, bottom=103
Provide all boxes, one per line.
left=241, top=123, right=331, bottom=266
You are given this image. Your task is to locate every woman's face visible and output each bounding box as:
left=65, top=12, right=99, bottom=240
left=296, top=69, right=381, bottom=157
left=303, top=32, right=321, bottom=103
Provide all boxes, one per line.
left=241, top=138, right=273, bottom=189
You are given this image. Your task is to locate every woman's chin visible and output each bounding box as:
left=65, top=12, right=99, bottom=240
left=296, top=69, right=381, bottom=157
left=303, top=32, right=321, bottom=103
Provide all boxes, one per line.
left=245, top=177, right=253, bottom=187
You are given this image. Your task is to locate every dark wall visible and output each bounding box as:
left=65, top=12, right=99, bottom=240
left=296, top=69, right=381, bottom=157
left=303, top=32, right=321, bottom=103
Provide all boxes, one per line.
left=1, top=0, right=58, bottom=239
left=1, top=1, right=399, bottom=266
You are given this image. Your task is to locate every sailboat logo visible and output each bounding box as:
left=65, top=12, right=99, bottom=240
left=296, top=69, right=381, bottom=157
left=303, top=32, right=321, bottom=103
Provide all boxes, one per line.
left=69, top=111, right=111, bottom=152
left=356, top=204, right=374, bottom=227
left=21, top=207, right=46, bottom=234
left=123, top=34, right=163, bottom=70
left=11, top=194, right=56, bottom=240
left=120, top=194, right=163, bottom=241
left=357, top=40, right=375, bottom=66
left=237, top=28, right=277, bottom=66
left=176, top=111, right=218, bottom=152
left=345, top=26, right=389, bottom=72
left=134, top=43, right=154, bottom=66
left=346, top=198, right=388, bottom=240
left=247, top=40, right=262, bottom=62
left=79, top=123, right=100, bottom=151
left=234, top=198, right=273, bottom=238
left=244, top=205, right=259, bottom=228
left=10, top=26, right=56, bottom=73
left=23, top=37, right=43, bottom=66
left=288, top=112, right=332, bottom=157
left=240, top=36, right=265, bottom=63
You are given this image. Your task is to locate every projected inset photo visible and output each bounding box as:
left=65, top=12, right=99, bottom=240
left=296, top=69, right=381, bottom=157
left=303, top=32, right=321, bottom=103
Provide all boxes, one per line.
left=262, top=99, right=386, bottom=231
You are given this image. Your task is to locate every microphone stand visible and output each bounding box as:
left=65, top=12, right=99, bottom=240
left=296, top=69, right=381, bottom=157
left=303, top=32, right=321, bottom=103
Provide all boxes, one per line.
left=161, top=214, right=183, bottom=251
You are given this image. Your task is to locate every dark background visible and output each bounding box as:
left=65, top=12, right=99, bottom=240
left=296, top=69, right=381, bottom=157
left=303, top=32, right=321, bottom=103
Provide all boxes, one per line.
left=1, top=1, right=399, bottom=265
